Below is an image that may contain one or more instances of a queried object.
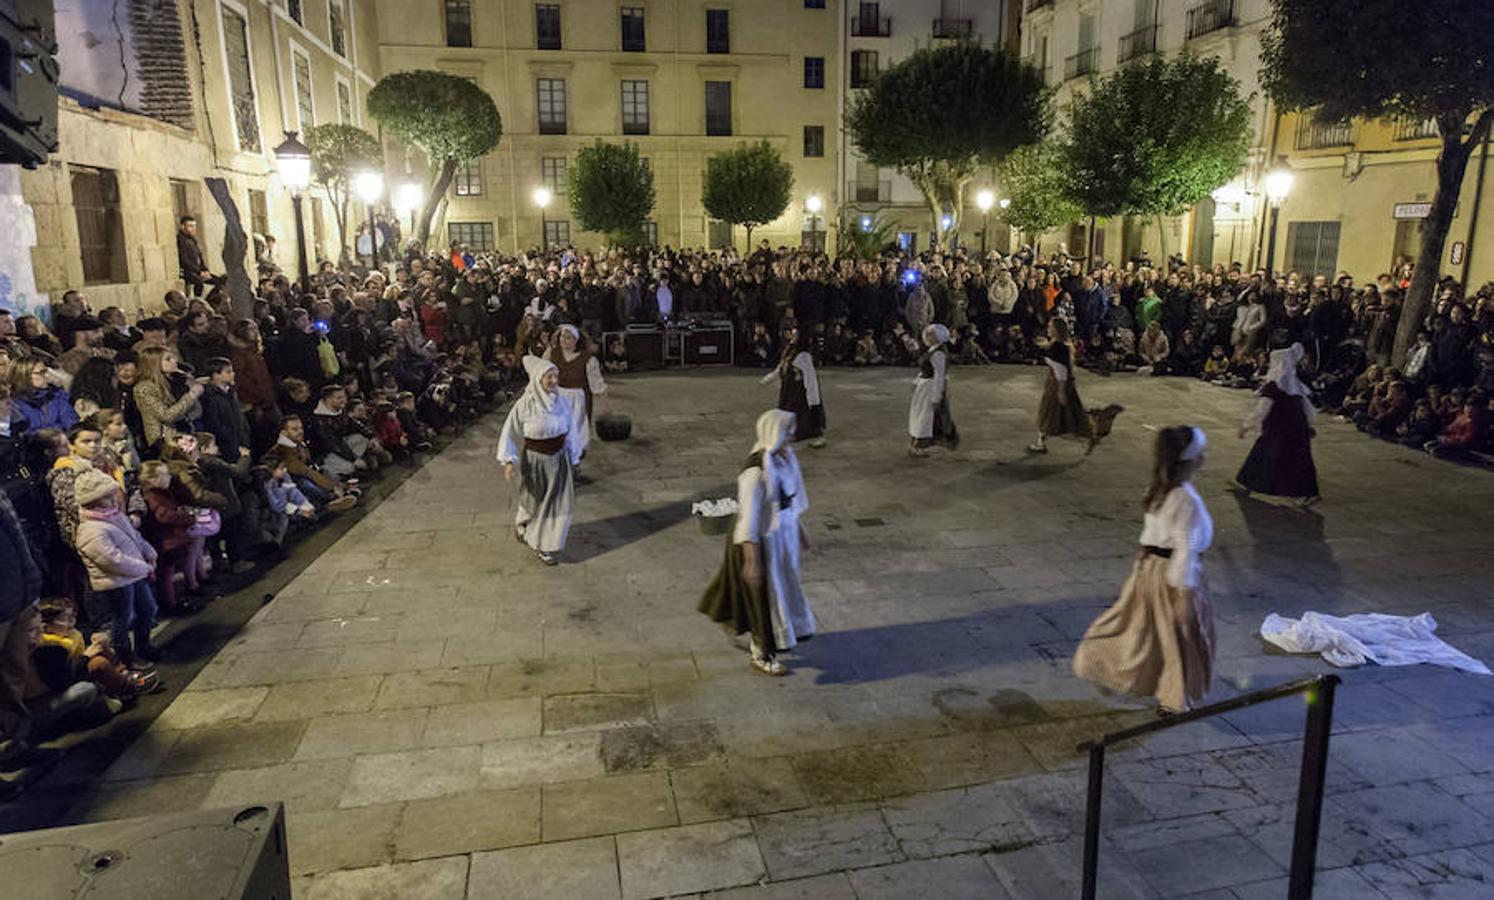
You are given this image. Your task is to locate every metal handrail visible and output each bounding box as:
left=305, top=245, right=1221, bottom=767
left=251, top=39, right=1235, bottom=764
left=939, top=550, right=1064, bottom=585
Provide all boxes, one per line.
left=1077, top=674, right=1341, bottom=900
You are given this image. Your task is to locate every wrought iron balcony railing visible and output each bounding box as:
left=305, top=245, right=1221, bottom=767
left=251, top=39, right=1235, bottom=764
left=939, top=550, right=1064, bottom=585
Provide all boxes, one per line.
left=1118, top=24, right=1158, bottom=63
left=1186, top=0, right=1235, bottom=40
left=1065, top=47, right=1098, bottom=80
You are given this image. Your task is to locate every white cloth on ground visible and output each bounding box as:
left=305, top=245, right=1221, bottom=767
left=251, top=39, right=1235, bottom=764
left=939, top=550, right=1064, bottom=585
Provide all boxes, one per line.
left=1260, top=611, right=1491, bottom=674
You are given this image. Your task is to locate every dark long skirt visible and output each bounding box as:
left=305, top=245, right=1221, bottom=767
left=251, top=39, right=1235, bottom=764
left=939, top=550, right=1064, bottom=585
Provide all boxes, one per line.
left=698, top=525, right=774, bottom=652
left=1037, top=372, right=1093, bottom=439
left=778, top=377, right=825, bottom=441
left=1236, top=389, right=1319, bottom=499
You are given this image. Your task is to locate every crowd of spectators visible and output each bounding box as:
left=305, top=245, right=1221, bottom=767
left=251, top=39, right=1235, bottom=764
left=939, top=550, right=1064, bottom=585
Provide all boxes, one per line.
left=4, top=223, right=1492, bottom=779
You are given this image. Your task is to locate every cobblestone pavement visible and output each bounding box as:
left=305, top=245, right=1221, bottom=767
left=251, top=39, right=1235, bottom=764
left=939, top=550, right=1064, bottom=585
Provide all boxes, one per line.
left=41, top=367, right=1494, bottom=898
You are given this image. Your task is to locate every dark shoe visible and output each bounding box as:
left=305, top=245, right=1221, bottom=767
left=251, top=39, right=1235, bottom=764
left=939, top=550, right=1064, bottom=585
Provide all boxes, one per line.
left=136, top=645, right=163, bottom=664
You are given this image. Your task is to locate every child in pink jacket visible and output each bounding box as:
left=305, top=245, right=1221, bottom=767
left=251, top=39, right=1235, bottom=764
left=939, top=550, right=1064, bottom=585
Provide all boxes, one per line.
left=73, top=469, right=161, bottom=665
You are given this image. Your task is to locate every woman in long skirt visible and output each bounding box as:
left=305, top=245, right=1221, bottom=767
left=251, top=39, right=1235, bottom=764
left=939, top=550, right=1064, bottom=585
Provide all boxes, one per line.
left=497, top=356, right=580, bottom=566
left=908, top=324, right=959, bottom=457
left=546, top=324, right=607, bottom=461
left=699, top=409, right=815, bottom=676
left=1029, top=318, right=1122, bottom=454
left=1073, top=426, right=1215, bottom=714
left=1234, top=342, right=1321, bottom=506
left=762, top=326, right=826, bottom=447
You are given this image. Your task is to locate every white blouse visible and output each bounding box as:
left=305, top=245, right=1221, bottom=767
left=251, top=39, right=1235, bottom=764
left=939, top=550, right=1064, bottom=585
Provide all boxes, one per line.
left=1137, top=482, right=1213, bottom=589
left=759, top=352, right=821, bottom=407
left=732, top=451, right=808, bottom=545
left=496, top=393, right=580, bottom=465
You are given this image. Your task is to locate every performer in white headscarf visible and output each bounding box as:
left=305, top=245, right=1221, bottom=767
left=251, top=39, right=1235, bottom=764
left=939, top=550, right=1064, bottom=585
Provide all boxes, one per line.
left=497, top=356, right=581, bottom=565
left=546, top=324, right=608, bottom=462
left=908, top=323, right=959, bottom=456
left=698, top=409, right=815, bottom=675
left=1073, top=425, right=1215, bottom=714
left=1234, top=342, right=1321, bottom=506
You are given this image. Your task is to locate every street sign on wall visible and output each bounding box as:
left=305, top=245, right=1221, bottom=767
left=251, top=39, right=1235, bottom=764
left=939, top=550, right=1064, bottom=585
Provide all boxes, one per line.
left=1393, top=202, right=1433, bottom=220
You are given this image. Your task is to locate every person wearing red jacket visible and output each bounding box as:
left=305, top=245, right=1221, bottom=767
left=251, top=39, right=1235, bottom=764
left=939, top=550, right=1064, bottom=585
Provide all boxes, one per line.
left=419, top=297, right=448, bottom=348
left=139, top=461, right=197, bottom=613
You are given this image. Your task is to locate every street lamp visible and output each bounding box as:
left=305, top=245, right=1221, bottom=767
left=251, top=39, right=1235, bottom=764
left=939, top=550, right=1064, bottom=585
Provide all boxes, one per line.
left=975, top=189, right=995, bottom=254
left=1263, top=167, right=1294, bottom=277
left=533, top=186, right=553, bottom=249
left=392, top=181, right=423, bottom=237
left=354, top=170, right=384, bottom=269
left=273, top=131, right=312, bottom=293
left=805, top=194, right=823, bottom=250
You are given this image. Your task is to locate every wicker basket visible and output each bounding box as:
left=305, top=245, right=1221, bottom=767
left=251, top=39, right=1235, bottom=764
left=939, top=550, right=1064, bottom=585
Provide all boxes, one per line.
left=596, top=413, right=632, bottom=441
left=697, top=514, right=734, bottom=536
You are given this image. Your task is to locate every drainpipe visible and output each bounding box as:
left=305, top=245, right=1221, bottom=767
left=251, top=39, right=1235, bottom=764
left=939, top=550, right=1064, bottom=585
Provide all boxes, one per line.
left=1460, top=134, right=1490, bottom=284
left=268, top=9, right=289, bottom=134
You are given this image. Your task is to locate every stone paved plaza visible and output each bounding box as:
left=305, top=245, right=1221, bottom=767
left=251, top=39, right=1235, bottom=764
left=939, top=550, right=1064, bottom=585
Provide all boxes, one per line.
left=21, top=366, right=1494, bottom=898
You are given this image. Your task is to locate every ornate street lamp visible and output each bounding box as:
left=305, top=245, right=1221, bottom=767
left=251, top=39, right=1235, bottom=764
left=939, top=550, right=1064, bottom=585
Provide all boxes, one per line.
left=1263, top=167, right=1294, bottom=278
left=273, top=131, right=312, bottom=292
left=354, top=169, right=385, bottom=268
left=804, top=194, right=823, bottom=250
left=976, top=189, right=995, bottom=254
left=533, top=186, right=553, bottom=249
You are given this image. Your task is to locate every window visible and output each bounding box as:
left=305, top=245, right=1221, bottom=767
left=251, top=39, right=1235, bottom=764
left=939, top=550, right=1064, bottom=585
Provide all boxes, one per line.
left=337, top=80, right=353, bottom=123
left=220, top=5, right=261, bottom=152
left=1296, top=112, right=1354, bottom=149
left=851, top=50, right=878, bottom=88
left=170, top=178, right=197, bottom=223
left=247, top=188, right=270, bottom=237
left=536, top=3, right=561, bottom=50
left=705, top=81, right=731, bottom=136
left=537, top=78, right=567, bottom=134
left=541, top=156, right=568, bottom=194
left=706, top=9, right=729, bottom=53
left=449, top=222, right=495, bottom=252
left=445, top=0, right=472, bottom=47
left=72, top=167, right=128, bottom=285
left=803, top=57, right=824, bottom=89
left=643, top=221, right=659, bottom=245
left=292, top=49, right=314, bottom=131
left=543, top=220, right=570, bottom=249
left=897, top=231, right=915, bottom=251
left=329, top=2, right=346, bottom=57
left=288, top=0, right=303, bottom=25
left=708, top=220, right=734, bottom=249
left=805, top=0, right=825, bottom=7
left=803, top=125, right=824, bottom=158
left=621, top=6, right=645, bottom=52
left=1285, top=221, right=1341, bottom=278
left=621, top=80, right=650, bottom=135
left=454, top=159, right=483, bottom=197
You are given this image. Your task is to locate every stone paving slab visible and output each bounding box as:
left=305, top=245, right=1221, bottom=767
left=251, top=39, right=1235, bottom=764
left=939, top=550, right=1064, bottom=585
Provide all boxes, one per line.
left=25, top=368, right=1494, bottom=898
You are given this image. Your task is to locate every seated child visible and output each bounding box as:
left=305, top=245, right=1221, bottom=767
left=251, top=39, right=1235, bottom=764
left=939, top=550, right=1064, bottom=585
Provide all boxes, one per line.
left=1398, top=399, right=1440, bottom=447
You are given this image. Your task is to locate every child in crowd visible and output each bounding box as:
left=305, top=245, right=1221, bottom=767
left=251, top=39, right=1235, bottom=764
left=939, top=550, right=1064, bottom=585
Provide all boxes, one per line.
left=35, top=598, right=159, bottom=698
left=747, top=323, right=774, bottom=368
left=258, top=457, right=318, bottom=545
left=1398, top=399, right=1441, bottom=448
left=72, top=468, right=160, bottom=665
left=139, top=460, right=197, bottom=613
left=1202, top=344, right=1230, bottom=380
left=853, top=330, right=881, bottom=366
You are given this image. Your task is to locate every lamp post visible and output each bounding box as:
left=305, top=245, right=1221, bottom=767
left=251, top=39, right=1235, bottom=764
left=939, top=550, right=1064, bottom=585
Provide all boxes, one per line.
left=804, top=194, right=823, bottom=251
left=273, top=131, right=312, bottom=294
left=533, top=186, right=553, bottom=249
left=353, top=169, right=384, bottom=272
left=1263, top=167, right=1294, bottom=278
left=975, top=189, right=995, bottom=255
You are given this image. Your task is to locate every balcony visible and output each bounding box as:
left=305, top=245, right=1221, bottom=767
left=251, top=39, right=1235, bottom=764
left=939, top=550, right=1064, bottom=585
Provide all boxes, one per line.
left=932, top=18, right=973, bottom=39
left=1118, top=24, right=1158, bottom=63
left=1296, top=115, right=1355, bottom=150
left=1393, top=116, right=1440, bottom=141
left=851, top=15, right=891, bottom=37
left=1064, top=47, right=1098, bottom=80
left=848, top=179, right=892, bottom=203
left=1186, top=0, right=1235, bottom=40
left=1025, top=0, right=1054, bottom=11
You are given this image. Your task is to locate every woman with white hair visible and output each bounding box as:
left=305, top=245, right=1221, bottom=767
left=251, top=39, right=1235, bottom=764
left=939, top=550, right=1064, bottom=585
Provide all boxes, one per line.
left=497, top=356, right=581, bottom=565
left=1234, top=342, right=1320, bottom=506
left=699, top=409, right=815, bottom=676
left=907, top=323, right=958, bottom=457
left=1073, top=425, right=1215, bottom=714
left=546, top=324, right=608, bottom=461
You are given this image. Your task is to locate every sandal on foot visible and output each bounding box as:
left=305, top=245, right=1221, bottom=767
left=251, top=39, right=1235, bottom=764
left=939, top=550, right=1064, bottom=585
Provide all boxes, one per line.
left=750, top=657, right=788, bottom=676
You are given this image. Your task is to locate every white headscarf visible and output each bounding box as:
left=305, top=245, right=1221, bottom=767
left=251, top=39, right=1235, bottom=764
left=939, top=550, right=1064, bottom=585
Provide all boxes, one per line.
left=752, top=408, right=796, bottom=509
left=1261, top=342, right=1310, bottom=398
left=558, top=323, right=580, bottom=342
left=1179, top=426, right=1208, bottom=461
left=521, top=355, right=559, bottom=412
left=922, top=323, right=950, bottom=347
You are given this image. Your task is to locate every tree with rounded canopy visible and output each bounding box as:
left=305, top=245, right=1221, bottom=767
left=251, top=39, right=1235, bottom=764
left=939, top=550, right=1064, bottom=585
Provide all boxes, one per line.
left=997, top=142, right=1082, bottom=247
left=1062, top=54, right=1251, bottom=260
left=568, top=140, right=656, bottom=246
left=1261, top=0, right=1494, bottom=367
left=847, top=40, right=1048, bottom=245
left=304, top=124, right=382, bottom=262
left=367, top=70, right=503, bottom=247
left=701, top=140, right=794, bottom=249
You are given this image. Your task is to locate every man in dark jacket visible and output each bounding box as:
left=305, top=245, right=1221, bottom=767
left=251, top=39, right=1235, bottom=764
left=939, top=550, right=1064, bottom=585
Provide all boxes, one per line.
left=199, top=358, right=253, bottom=467
left=274, top=308, right=328, bottom=388
left=177, top=216, right=216, bottom=297
left=0, top=490, right=43, bottom=749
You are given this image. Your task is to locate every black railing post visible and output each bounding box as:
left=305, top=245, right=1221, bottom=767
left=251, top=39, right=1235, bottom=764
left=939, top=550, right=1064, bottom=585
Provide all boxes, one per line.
left=1081, top=743, right=1105, bottom=900
left=1288, top=674, right=1339, bottom=899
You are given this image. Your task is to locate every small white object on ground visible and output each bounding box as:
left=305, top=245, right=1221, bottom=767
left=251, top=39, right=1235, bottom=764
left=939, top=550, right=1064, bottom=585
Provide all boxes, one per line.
left=1261, top=611, right=1491, bottom=674
left=691, top=498, right=739, bottom=518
